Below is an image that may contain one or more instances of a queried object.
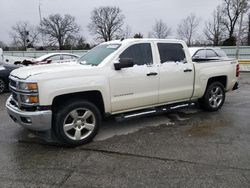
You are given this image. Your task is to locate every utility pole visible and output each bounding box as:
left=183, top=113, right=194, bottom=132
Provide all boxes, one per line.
left=39, top=0, right=42, bottom=22
left=38, top=0, right=45, bottom=48
left=236, top=0, right=246, bottom=59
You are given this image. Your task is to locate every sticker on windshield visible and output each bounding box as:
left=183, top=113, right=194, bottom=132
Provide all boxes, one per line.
left=107, top=44, right=119, bottom=49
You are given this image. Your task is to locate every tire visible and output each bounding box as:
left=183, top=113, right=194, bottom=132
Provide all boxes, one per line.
left=53, top=100, right=101, bottom=146
left=0, top=78, right=6, bottom=94
left=198, top=82, right=225, bottom=112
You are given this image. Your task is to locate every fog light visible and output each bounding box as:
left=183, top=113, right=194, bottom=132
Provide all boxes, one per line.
left=26, top=117, right=32, bottom=123
left=20, top=117, right=32, bottom=124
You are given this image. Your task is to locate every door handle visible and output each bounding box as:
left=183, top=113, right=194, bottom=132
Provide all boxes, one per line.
left=147, top=72, right=158, bottom=76
left=183, top=69, right=192, bottom=72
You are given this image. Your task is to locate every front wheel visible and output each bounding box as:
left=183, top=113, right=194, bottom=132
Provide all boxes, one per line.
left=53, top=100, right=101, bottom=146
left=198, top=82, right=225, bottom=112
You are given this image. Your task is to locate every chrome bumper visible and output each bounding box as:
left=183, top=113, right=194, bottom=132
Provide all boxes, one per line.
left=6, top=96, right=52, bottom=131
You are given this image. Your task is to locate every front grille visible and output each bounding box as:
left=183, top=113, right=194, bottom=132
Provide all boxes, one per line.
left=9, top=79, right=17, bottom=88
left=10, top=99, right=18, bottom=108
left=12, top=92, right=18, bottom=102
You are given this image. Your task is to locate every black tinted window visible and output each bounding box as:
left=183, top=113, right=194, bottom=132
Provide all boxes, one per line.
left=119, top=43, right=153, bottom=65
left=157, top=43, right=185, bottom=63
left=206, top=50, right=218, bottom=58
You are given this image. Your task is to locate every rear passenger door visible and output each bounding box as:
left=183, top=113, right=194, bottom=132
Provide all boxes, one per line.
left=109, top=43, right=159, bottom=112
left=157, top=43, right=194, bottom=103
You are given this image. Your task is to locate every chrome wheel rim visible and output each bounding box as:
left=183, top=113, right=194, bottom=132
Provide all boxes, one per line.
left=0, top=79, right=5, bottom=93
left=63, top=108, right=96, bottom=141
left=208, top=86, right=223, bottom=108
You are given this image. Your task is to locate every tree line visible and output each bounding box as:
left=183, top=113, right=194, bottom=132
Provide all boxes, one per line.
left=0, top=0, right=249, bottom=50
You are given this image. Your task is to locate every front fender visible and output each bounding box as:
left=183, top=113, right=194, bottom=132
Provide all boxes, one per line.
left=38, top=76, right=111, bottom=113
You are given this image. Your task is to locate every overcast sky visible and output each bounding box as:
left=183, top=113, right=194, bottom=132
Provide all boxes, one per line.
left=0, top=0, right=222, bottom=44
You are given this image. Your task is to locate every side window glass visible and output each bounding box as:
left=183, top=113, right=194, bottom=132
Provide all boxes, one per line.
left=157, top=43, right=186, bottom=63
left=195, top=50, right=206, bottom=58
left=206, top=50, right=218, bottom=58
left=63, top=55, right=77, bottom=60
left=47, top=55, right=61, bottom=62
left=119, top=43, right=153, bottom=65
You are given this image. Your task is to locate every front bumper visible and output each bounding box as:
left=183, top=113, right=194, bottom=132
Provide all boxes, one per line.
left=6, top=96, right=52, bottom=131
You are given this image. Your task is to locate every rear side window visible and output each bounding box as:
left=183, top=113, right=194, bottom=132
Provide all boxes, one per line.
left=47, top=55, right=62, bottom=61
left=195, top=50, right=206, bottom=58
left=119, top=43, right=153, bottom=65
left=63, top=55, right=77, bottom=60
left=157, top=43, right=185, bottom=63
left=206, top=50, right=218, bottom=58
left=214, top=49, right=227, bottom=57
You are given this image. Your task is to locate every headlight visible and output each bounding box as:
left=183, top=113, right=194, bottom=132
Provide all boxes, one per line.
left=20, top=94, right=39, bottom=104
left=19, top=82, right=38, bottom=91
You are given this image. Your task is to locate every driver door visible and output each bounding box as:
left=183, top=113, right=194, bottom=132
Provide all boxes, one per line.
left=109, top=43, right=159, bottom=113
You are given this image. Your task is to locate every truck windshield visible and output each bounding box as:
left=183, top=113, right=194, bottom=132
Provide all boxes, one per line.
left=78, top=44, right=121, bottom=66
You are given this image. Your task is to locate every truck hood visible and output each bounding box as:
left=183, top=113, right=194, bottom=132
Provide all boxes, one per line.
left=10, top=62, right=92, bottom=80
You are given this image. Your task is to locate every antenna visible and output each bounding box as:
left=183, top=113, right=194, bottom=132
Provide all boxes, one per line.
left=38, top=0, right=45, bottom=48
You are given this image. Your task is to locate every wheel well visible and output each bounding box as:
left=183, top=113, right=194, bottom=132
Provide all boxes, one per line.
left=207, top=76, right=227, bottom=89
left=52, top=91, right=105, bottom=115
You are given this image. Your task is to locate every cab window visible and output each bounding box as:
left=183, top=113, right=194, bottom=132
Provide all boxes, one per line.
left=119, top=43, right=153, bottom=65
left=157, top=43, right=186, bottom=63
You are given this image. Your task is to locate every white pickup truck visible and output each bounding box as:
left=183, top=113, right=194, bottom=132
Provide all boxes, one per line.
left=6, top=39, right=239, bottom=146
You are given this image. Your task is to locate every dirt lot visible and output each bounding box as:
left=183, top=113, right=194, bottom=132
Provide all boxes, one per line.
left=0, top=73, right=249, bottom=188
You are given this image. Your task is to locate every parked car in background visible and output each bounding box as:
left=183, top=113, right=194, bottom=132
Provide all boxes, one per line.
left=0, top=63, right=20, bottom=94
left=14, top=53, right=79, bottom=66
left=189, top=47, right=228, bottom=62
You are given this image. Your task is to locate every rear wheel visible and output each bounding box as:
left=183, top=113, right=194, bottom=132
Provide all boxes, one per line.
left=53, top=100, right=101, bottom=146
left=198, top=82, right=225, bottom=111
left=0, top=78, right=6, bottom=94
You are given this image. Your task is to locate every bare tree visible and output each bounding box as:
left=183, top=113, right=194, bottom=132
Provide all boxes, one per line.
left=0, top=41, right=7, bottom=49
left=204, top=6, right=226, bottom=46
left=222, top=0, right=249, bottom=38
left=134, top=33, right=143, bottom=38
left=64, top=35, right=89, bottom=50
left=10, top=21, right=39, bottom=49
left=239, top=18, right=250, bottom=45
left=39, top=14, right=80, bottom=50
left=151, top=19, right=171, bottom=39
left=177, top=13, right=200, bottom=46
left=88, top=6, right=125, bottom=42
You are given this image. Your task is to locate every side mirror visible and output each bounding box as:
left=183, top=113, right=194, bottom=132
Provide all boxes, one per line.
left=114, top=58, right=134, bottom=70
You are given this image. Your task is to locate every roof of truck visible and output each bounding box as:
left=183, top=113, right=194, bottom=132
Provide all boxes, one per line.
left=104, top=38, right=185, bottom=45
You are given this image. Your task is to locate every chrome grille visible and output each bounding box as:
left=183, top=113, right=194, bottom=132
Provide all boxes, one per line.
left=9, top=79, right=17, bottom=89
left=12, top=92, right=18, bottom=101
